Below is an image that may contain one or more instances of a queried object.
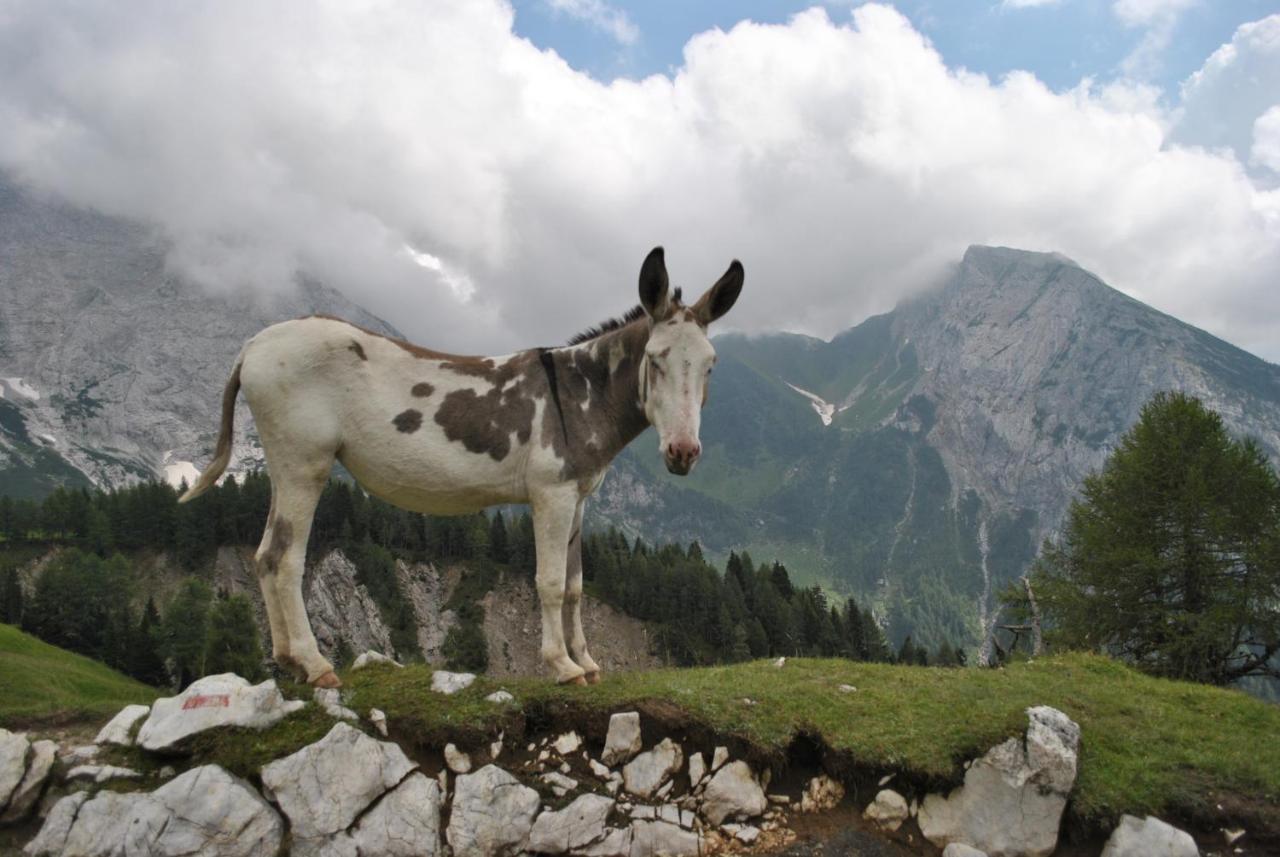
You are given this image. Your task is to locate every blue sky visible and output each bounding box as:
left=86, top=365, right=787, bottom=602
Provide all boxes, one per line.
left=511, top=0, right=1278, bottom=96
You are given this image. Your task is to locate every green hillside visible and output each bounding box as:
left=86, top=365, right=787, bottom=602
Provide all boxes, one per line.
left=0, top=623, right=157, bottom=725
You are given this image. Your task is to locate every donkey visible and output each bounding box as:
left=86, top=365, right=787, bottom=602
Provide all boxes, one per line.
left=180, top=247, right=743, bottom=687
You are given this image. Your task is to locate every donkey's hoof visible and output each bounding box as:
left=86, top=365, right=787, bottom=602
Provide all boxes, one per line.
left=311, top=671, right=342, bottom=689
left=584, top=671, right=601, bottom=685
left=559, top=674, right=588, bottom=687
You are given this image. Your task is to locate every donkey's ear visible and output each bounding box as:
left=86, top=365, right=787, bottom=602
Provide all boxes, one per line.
left=692, top=259, right=744, bottom=325
left=638, top=246, right=672, bottom=320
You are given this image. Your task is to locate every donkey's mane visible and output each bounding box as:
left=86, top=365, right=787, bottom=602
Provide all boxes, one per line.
left=566, top=288, right=682, bottom=346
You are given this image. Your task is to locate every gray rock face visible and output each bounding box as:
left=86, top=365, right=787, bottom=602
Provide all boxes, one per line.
left=136, top=673, right=305, bottom=752
left=528, top=793, right=615, bottom=854
left=92, top=705, right=150, bottom=748
left=1, top=740, right=56, bottom=824
left=1100, top=815, right=1199, bottom=857
left=350, top=772, right=443, bottom=857
left=700, top=760, right=766, bottom=826
left=943, top=846, right=991, bottom=857
left=623, top=738, right=682, bottom=800
left=447, top=765, right=541, bottom=857
left=0, top=729, right=29, bottom=811
left=628, top=820, right=700, bottom=857
left=603, top=713, right=643, bottom=767
left=863, top=789, right=909, bottom=832
left=315, top=687, right=359, bottom=721
left=918, top=706, right=1081, bottom=857
left=261, top=722, right=416, bottom=841
left=306, top=550, right=400, bottom=660
left=351, top=650, right=401, bottom=671
left=578, top=827, right=632, bottom=857
left=24, top=766, right=280, bottom=857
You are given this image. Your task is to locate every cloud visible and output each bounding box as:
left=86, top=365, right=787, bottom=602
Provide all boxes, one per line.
left=0, top=2, right=1277, bottom=362
left=1112, top=0, right=1196, bottom=28
left=1112, top=0, right=1197, bottom=80
left=1000, top=0, right=1061, bottom=9
left=544, top=0, right=638, bottom=45
left=1253, top=106, right=1280, bottom=173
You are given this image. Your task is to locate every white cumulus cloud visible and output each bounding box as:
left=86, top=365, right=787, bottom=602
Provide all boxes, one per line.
left=0, top=2, right=1277, bottom=361
left=545, top=0, right=638, bottom=45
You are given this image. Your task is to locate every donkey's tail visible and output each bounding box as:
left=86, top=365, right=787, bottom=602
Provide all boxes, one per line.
left=179, top=351, right=244, bottom=503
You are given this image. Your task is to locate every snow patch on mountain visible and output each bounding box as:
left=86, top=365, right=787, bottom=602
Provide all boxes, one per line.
left=0, top=378, right=40, bottom=401
left=785, top=383, right=842, bottom=426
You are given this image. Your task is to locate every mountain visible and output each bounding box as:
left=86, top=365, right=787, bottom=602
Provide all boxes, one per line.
left=0, top=177, right=394, bottom=498
left=594, top=246, right=1280, bottom=652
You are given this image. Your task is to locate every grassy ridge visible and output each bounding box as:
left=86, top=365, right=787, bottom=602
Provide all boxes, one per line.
left=343, top=653, right=1279, bottom=826
left=0, top=623, right=156, bottom=724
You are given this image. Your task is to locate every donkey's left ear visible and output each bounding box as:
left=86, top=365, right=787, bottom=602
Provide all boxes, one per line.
left=692, top=260, right=744, bottom=325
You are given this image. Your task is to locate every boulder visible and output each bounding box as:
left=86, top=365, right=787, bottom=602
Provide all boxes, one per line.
left=864, top=789, right=909, bottom=832
left=126, top=765, right=284, bottom=857
left=701, top=760, right=767, bottom=826
left=0, top=729, right=30, bottom=811
left=710, top=746, right=729, bottom=771
left=65, top=765, right=140, bottom=784
left=430, top=670, right=476, bottom=695
left=918, top=706, right=1081, bottom=857
left=542, top=771, right=579, bottom=797
left=623, top=738, right=682, bottom=799
left=555, top=731, right=583, bottom=755
left=369, top=708, right=388, bottom=737
left=687, top=752, right=706, bottom=788
left=351, top=772, right=443, bottom=857
left=1100, top=815, right=1198, bottom=857
left=444, top=743, right=472, bottom=774
left=25, top=766, right=280, bottom=857
left=1, top=740, right=56, bottom=824
left=628, top=819, right=700, bottom=857
left=486, top=690, right=515, bottom=704
left=943, top=846, right=990, bottom=857
left=135, top=673, right=305, bottom=752
left=578, top=826, right=632, bottom=857
left=261, top=721, right=416, bottom=840
left=529, top=793, right=615, bottom=854
left=602, top=712, right=643, bottom=766
left=315, top=687, right=358, bottom=721
left=93, top=704, right=150, bottom=747
left=352, top=650, right=402, bottom=670
left=447, top=764, right=541, bottom=857
left=798, top=774, right=845, bottom=812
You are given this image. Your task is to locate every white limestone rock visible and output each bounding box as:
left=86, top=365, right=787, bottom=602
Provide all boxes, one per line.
left=589, top=758, right=613, bottom=780
left=93, top=704, right=150, bottom=748
left=628, top=819, right=700, bottom=857
left=314, top=687, right=358, bottom=721
left=1, top=740, right=56, bottom=824
left=352, top=650, right=402, bottom=670
left=0, top=729, right=29, bottom=811
left=430, top=670, right=476, bottom=695
left=351, top=772, right=443, bottom=857
left=24, top=766, right=281, bottom=857
left=61, top=746, right=97, bottom=765
left=602, top=712, right=643, bottom=767
left=65, top=765, right=141, bottom=784
left=445, top=743, right=473, bottom=774
left=711, top=746, right=729, bottom=771
left=918, top=706, right=1081, bottom=857
left=369, top=708, right=388, bottom=737
left=578, top=826, right=632, bottom=857
left=555, top=731, right=583, bottom=755
left=486, top=690, right=515, bottom=704
left=261, top=722, right=416, bottom=841
left=135, top=673, right=305, bottom=752
left=529, top=793, right=615, bottom=854
left=864, top=789, right=910, bottom=832
left=798, top=774, right=845, bottom=812
left=542, top=770, right=579, bottom=797
left=1100, top=815, right=1198, bottom=857
left=687, top=752, right=706, bottom=788
left=701, top=760, right=767, bottom=826
left=623, top=738, right=683, bottom=800
left=732, top=825, right=761, bottom=844
left=943, top=845, right=991, bottom=857
left=447, top=764, right=541, bottom=857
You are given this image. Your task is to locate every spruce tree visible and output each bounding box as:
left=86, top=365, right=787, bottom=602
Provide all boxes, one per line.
left=205, top=594, right=266, bottom=681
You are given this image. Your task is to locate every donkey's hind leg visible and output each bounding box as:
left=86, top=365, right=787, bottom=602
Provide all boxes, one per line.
left=254, top=487, right=302, bottom=678
left=257, top=460, right=336, bottom=686
left=563, top=501, right=602, bottom=684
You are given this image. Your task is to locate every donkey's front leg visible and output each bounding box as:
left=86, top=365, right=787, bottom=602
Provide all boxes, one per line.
left=564, top=501, right=602, bottom=683
left=532, top=486, right=587, bottom=685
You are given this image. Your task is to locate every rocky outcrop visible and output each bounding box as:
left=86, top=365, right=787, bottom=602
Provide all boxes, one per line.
left=92, top=704, right=149, bottom=747
left=863, top=789, right=909, bottom=832
left=306, top=550, right=400, bottom=659
left=397, top=559, right=457, bottom=662
left=25, top=766, right=282, bottom=857
left=528, top=793, right=615, bottom=854
left=700, top=761, right=767, bottom=826
left=0, top=740, right=55, bottom=824
left=1100, top=815, right=1199, bottom=857
left=349, top=773, right=443, bottom=857
left=0, top=730, right=28, bottom=811
left=918, top=706, right=1081, bottom=857
left=447, top=764, right=541, bottom=857
left=623, top=738, right=683, bottom=800
left=431, top=670, right=476, bottom=695
left=136, top=673, right=305, bottom=752
left=602, top=712, right=643, bottom=767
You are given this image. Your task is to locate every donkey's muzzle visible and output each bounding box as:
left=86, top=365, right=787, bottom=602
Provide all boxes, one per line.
left=664, top=440, right=701, bottom=475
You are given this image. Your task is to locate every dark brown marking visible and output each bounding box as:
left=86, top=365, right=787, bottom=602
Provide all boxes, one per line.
left=348, top=341, right=367, bottom=360
left=260, top=518, right=293, bottom=577
left=393, top=409, right=423, bottom=433
left=411, top=382, right=435, bottom=398
left=434, top=354, right=540, bottom=461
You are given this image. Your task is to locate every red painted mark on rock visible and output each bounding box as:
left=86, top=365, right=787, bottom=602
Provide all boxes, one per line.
left=182, top=694, right=231, bottom=710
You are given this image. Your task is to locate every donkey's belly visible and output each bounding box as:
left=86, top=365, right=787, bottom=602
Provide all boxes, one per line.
left=338, top=446, right=525, bottom=516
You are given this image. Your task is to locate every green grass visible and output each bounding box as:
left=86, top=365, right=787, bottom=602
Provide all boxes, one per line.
left=343, top=653, right=1279, bottom=828
left=0, top=623, right=157, bottom=725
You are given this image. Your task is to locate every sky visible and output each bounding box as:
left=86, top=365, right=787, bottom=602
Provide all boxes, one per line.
left=1, top=1, right=1279, bottom=361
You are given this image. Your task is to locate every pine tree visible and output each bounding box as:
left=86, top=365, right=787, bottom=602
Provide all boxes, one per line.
left=1031, top=392, right=1280, bottom=685
left=205, top=594, right=266, bottom=681
left=0, top=569, right=22, bottom=624
left=489, top=512, right=510, bottom=563
left=129, top=598, right=170, bottom=686
left=165, top=578, right=213, bottom=688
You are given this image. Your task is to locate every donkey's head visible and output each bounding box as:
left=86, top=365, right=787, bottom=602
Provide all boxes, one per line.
left=637, top=247, right=744, bottom=475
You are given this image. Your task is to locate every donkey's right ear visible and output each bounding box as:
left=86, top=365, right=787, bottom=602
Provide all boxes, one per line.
left=638, top=246, right=672, bottom=320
